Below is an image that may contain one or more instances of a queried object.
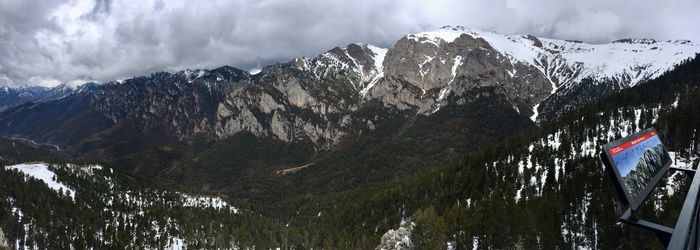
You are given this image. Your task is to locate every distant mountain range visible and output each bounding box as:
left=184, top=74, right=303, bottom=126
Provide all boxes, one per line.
left=0, top=26, right=697, bottom=201
left=0, top=83, right=98, bottom=112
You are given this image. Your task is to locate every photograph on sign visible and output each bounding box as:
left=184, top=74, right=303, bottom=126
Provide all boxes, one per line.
left=609, top=130, right=671, bottom=201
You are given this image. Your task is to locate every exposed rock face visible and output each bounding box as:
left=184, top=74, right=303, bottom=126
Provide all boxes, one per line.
left=84, top=44, right=386, bottom=149
left=376, top=220, right=415, bottom=250
left=208, top=46, right=379, bottom=148
left=0, top=227, right=7, bottom=248
left=372, top=32, right=551, bottom=114
left=91, top=68, right=240, bottom=140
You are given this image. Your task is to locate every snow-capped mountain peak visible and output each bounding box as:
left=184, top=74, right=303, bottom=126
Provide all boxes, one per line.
left=408, top=25, right=470, bottom=45
left=295, top=43, right=388, bottom=93
left=409, top=26, right=697, bottom=84
left=437, top=26, right=699, bottom=88
left=541, top=37, right=699, bottom=87
left=366, top=26, right=700, bottom=118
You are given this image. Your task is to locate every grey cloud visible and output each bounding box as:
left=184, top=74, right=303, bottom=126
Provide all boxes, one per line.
left=83, top=0, right=112, bottom=20
left=0, top=0, right=64, bottom=34
left=0, top=0, right=698, bottom=86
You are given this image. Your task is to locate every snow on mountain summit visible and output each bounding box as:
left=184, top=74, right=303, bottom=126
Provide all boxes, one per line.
left=541, top=37, right=699, bottom=87
left=392, top=26, right=700, bottom=120
left=409, top=25, right=700, bottom=89
left=296, top=43, right=388, bottom=93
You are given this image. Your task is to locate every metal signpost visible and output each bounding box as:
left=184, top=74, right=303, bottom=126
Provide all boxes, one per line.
left=601, top=128, right=700, bottom=249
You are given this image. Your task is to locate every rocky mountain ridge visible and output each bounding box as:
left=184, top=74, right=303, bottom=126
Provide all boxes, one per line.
left=380, top=26, right=700, bottom=121
left=0, top=26, right=697, bottom=173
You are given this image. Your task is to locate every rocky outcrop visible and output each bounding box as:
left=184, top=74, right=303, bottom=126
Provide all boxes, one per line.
left=370, top=30, right=551, bottom=115
left=0, top=227, right=7, bottom=248
left=84, top=44, right=385, bottom=149
left=376, top=220, right=415, bottom=250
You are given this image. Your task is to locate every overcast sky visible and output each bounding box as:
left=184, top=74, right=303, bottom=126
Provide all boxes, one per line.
left=1, top=0, right=698, bottom=87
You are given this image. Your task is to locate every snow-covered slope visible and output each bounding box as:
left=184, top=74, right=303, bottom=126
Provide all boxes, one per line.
left=411, top=26, right=700, bottom=90
left=295, top=43, right=388, bottom=94
left=5, top=163, right=75, bottom=198
left=398, top=26, right=700, bottom=120
left=541, top=38, right=697, bottom=87
left=361, top=44, right=388, bottom=97
left=2, top=162, right=244, bottom=249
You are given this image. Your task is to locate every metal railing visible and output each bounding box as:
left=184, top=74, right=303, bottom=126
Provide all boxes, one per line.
left=667, top=162, right=700, bottom=249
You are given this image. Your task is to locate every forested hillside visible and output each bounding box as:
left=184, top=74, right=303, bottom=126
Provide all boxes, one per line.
left=0, top=161, right=301, bottom=249
left=269, top=55, right=700, bottom=248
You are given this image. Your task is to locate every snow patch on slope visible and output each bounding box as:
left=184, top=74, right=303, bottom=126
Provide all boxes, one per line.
left=5, top=163, right=75, bottom=198
left=432, top=55, right=464, bottom=113
left=181, top=194, right=240, bottom=214
left=542, top=38, right=700, bottom=87
left=530, top=103, right=540, bottom=122
left=408, top=27, right=464, bottom=45
left=669, top=151, right=699, bottom=170
left=361, top=44, right=388, bottom=97
left=248, top=68, right=262, bottom=75
left=464, top=28, right=541, bottom=66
